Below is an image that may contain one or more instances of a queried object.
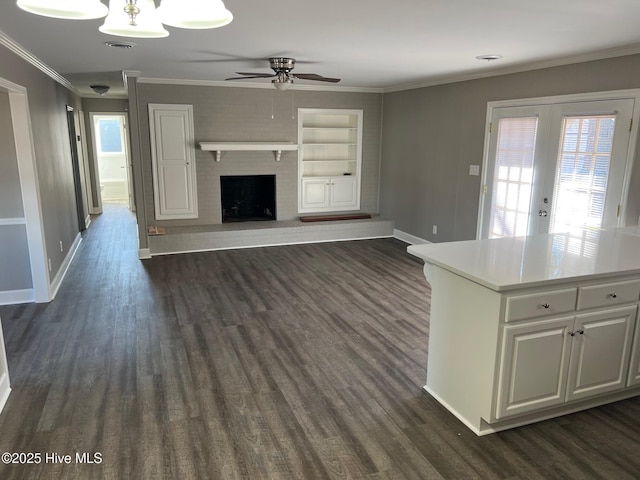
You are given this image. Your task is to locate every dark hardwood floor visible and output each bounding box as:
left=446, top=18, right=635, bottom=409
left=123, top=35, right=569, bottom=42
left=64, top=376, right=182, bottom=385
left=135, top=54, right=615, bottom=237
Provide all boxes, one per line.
left=1, top=204, right=639, bottom=479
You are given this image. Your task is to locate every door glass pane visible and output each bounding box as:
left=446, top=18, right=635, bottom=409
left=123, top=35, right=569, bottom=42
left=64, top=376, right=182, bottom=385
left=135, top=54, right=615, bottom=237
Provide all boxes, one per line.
left=488, top=117, right=538, bottom=238
left=549, top=115, right=615, bottom=234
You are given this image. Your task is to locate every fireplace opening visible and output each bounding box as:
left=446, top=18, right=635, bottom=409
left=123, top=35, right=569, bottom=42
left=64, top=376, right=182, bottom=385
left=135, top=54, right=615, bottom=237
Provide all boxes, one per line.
left=220, top=175, right=276, bottom=223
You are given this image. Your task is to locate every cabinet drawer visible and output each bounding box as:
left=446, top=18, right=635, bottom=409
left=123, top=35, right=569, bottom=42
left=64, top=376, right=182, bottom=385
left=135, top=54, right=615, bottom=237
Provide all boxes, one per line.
left=506, top=288, right=577, bottom=322
left=577, top=279, right=640, bottom=310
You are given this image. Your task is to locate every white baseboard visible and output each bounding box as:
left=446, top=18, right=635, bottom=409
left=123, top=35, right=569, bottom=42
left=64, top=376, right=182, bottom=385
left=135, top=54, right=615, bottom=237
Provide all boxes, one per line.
left=49, top=232, right=82, bottom=300
left=0, top=288, right=34, bottom=305
left=393, top=229, right=430, bottom=245
left=138, top=248, right=151, bottom=259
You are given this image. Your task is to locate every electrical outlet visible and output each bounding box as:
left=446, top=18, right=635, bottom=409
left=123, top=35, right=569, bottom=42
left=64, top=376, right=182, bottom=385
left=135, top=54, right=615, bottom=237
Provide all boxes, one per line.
left=59, top=240, right=63, bottom=252
left=432, top=225, right=438, bottom=235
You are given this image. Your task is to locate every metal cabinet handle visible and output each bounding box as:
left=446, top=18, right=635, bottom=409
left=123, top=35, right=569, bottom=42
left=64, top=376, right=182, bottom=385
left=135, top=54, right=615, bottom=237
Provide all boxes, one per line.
left=540, top=303, right=550, bottom=309
left=568, top=331, right=576, bottom=337
left=577, top=330, right=585, bottom=335
left=538, top=210, right=548, bottom=217
left=608, top=293, right=617, bottom=299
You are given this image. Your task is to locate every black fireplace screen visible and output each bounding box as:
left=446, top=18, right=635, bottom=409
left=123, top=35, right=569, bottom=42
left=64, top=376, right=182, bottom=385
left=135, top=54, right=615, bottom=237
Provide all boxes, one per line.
left=220, top=175, right=276, bottom=223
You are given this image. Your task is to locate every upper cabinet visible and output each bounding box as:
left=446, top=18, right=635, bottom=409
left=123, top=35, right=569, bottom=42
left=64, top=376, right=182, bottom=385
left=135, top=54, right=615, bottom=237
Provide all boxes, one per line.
left=149, top=104, right=198, bottom=220
left=298, top=108, right=363, bottom=214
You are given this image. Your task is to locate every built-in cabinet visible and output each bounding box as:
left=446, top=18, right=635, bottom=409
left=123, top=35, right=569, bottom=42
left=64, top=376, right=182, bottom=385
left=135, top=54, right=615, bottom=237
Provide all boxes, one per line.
left=298, top=108, right=363, bottom=213
left=149, top=104, right=198, bottom=220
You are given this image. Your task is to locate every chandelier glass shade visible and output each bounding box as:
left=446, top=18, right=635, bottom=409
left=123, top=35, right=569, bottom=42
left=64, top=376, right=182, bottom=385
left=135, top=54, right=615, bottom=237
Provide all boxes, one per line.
left=16, top=0, right=108, bottom=19
left=16, top=0, right=234, bottom=38
left=157, top=0, right=233, bottom=29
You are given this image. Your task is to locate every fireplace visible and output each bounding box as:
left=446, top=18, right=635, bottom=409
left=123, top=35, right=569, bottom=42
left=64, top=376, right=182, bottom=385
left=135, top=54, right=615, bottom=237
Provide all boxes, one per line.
left=220, top=175, right=276, bottom=223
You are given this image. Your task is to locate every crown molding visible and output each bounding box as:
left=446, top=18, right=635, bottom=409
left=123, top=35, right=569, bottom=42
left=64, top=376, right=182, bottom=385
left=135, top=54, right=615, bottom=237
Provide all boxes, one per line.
left=0, top=28, right=80, bottom=95
left=383, top=43, right=640, bottom=93
left=138, top=76, right=384, bottom=94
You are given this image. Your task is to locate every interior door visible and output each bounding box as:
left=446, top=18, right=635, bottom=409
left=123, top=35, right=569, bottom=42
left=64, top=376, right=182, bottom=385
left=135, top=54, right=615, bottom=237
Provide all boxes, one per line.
left=480, top=98, right=635, bottom=239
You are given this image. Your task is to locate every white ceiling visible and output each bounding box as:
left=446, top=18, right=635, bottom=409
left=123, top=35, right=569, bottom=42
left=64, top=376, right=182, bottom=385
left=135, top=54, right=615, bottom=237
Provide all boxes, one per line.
left=2, top=0, right=640, bottom=97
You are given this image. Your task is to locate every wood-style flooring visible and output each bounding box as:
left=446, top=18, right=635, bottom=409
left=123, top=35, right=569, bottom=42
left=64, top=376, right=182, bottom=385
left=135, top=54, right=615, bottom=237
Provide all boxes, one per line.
left=0, top=204, right=639, bottom=479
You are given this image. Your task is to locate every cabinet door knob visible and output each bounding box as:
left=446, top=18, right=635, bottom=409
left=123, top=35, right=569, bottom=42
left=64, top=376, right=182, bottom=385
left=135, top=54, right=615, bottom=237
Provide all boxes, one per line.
left=577, top=330, right=585, bottom=335
left=568, top=331, right=576, bottom=337
left=608, top=293, right=617, bottom=299
left=540, top=303, right=550, bottom=309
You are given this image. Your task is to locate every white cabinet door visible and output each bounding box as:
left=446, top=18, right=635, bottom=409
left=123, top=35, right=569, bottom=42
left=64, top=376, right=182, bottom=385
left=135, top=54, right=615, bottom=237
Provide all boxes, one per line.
left=149, top=104, right=198, bottom=220
left=330, top=177, right=358, bottom=208
left=301, top=178, right=330, bottom=209
left=496, top=316, right=573, bottom=419
left=566, top=306, right=637, bottom=401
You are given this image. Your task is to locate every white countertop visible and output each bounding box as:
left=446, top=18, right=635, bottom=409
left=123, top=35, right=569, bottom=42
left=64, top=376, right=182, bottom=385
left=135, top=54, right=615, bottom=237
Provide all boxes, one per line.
left=407, top=226, right=640, bottom=292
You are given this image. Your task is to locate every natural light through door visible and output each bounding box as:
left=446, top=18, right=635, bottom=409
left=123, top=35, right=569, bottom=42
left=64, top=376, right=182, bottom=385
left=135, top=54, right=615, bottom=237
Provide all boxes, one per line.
left=479, top=96, right=636, bottom=240
left=549, top=115, right=615, bottom=234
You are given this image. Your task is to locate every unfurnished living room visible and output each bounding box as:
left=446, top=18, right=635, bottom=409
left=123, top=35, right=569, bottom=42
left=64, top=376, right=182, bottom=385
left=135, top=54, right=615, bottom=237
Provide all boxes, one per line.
left=1, top=1, right=640, bottom=479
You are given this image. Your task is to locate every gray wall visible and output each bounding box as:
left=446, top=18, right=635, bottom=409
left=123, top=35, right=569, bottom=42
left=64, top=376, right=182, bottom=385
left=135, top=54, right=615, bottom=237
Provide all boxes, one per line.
left=135, top=84, right=383, bottom=227
left=0, top=90, right=31, bottom=291
left=381, top=54, right=640, bottom=242
left=0, top=44, right=83, bottom=284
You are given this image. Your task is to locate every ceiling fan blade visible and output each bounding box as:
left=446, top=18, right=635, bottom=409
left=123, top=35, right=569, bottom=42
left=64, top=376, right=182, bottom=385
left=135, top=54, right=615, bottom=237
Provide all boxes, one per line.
left=293, top=73, right=341, bottom=83
left=234, top=72, right=276, bottom=77
left=225, top=75, right=275, bottom=81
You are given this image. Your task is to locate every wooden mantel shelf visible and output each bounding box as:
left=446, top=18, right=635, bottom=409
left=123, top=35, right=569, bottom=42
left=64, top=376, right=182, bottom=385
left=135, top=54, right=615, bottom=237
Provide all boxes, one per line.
left=199, top=142, right=298, bottom=162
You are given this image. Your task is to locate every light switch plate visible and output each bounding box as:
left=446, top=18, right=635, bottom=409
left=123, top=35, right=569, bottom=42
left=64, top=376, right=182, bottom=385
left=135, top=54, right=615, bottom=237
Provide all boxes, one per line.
left=469, top=165, right=480, bottom=176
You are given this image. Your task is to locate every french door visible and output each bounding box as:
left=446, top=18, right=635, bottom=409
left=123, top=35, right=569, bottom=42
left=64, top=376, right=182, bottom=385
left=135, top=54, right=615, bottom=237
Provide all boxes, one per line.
left=480, top=98, right=634, bottom=239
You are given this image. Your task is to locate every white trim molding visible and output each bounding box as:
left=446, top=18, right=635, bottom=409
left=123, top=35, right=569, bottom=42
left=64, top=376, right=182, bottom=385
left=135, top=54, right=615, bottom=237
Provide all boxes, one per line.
left=0, top=29, right=79, bottom=95
left=0, top=288, right=35, bottom=305
left=394, top=229, right=430, bottom=245
left=0, top=218, right=26, bottom=226
left=49, top=233, right=82, bottom=300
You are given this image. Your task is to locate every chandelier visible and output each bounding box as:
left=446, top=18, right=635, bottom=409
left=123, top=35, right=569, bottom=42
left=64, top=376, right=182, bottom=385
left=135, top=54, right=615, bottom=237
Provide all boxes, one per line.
left=16, top=0, right=233, bottom=38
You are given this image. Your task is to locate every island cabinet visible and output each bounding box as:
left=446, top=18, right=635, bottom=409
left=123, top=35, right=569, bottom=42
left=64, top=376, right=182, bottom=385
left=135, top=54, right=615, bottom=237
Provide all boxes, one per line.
left=408, top=229, right=640, bottom=435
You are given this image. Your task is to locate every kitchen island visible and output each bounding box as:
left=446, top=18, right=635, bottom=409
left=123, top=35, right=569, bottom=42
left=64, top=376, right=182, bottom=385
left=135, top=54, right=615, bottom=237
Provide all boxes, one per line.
left=408, top=227, right=640, bottom=435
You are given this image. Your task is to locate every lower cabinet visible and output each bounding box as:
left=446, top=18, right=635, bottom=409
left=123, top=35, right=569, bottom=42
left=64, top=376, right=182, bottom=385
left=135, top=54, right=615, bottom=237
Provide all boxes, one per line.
left=497, top=305, right=638, bottom=420
left=300, top=176, right=358, bottom=211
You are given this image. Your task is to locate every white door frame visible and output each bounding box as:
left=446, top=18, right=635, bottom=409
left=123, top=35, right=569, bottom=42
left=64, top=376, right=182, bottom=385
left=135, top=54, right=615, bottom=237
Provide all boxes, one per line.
left=1, top=77, right=50, bottom=302
left=477, top=89, right=640, bottom=240
left=89, top=112, right=132, bottom=212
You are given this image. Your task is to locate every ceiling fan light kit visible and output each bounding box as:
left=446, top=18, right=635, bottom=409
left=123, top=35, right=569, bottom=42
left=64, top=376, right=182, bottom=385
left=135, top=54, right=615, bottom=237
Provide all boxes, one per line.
left=16, top=0, right=108, bottom=20
left=16, top=0, right=234, bottom=38
left=157, top=0, right=233, bottom=29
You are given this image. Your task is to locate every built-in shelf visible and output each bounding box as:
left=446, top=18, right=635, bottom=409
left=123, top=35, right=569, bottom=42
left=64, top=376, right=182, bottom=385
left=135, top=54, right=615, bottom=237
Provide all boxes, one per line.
left=199, top=142, right=298, bottom=162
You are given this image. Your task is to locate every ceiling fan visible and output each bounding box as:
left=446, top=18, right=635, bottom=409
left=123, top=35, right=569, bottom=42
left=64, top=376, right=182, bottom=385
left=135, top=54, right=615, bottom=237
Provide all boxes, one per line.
left=226, top=57, right=340, bottom=90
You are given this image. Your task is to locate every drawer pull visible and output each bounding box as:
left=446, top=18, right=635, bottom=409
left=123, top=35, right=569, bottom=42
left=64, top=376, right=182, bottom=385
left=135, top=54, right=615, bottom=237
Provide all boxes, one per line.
left=577, top=330, right=585, bottom=335
left=608, top=293, right=617, bottom=299
left=540, top=303, right=550, bottom=309
left=568, top=331, right=576, bottom=337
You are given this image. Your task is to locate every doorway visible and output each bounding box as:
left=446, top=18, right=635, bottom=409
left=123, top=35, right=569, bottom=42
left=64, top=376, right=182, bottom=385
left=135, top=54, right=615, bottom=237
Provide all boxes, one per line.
left=479, top=93, right=639, bottom=239
left=90, top=113, right=133, bottom=211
